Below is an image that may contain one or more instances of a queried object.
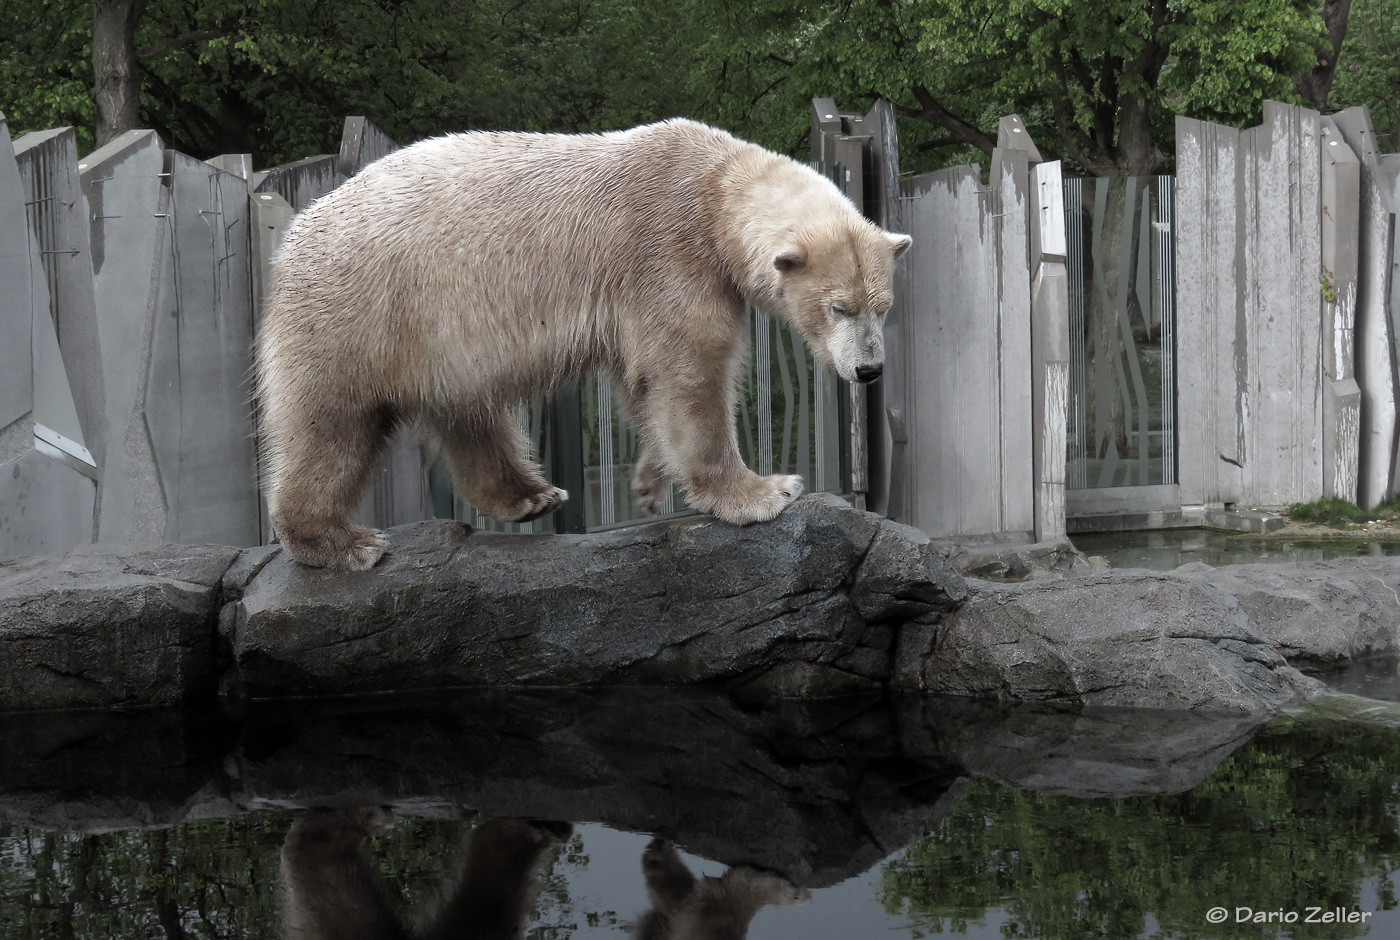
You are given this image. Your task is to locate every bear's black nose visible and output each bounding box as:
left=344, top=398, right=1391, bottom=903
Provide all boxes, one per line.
left=855, top=364, right=883, bottom=383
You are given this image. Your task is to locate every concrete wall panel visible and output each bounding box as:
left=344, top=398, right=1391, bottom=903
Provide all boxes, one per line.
left=1334, top=108, right=1399, bottom=508
left=902, top=154, right=1034, bottom=541
left=0, top=117, right=35, bottom=432
left=255, top=154, right=340, bottom=212
left=0, top=450, right=97, bottom=560
left=13, top=127, right=103, bottom=464
left=145, top=152, right=259, bottom=546
left=1319, top=118, right=1361, bottom=504
left=1177, top=103, right=1326, bottom=509
left=1031, top=160, right=1070, bottom=542
left=338, top=116, right=398, bottom=177
left=81, top=130, right=170, bottom=543
left=1242, top=103, right=1324, bottom=507
left=1175, top=116, right=1245, bottom=507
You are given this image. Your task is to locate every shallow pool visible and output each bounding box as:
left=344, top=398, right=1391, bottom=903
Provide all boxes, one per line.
left=1071, top=528, right=1400, bottom=571
left=2, top=683, right=1397, bottom=939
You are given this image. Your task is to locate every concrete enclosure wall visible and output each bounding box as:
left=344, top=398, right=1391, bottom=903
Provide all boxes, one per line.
left=1175, top=102, right=1399, bottom=511
left=0, top=115, right=428, bottom=562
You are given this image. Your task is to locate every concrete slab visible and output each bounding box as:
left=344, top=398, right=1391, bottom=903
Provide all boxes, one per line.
left=1319, top=118, right=1361, bottom=503
left=1333, top=108, right=1399, bottom=509
left=0, top=450, right=96, bottom=560
left=0, top=116, right=35, bottom=432
left=13, top=127, right=104, bottom=465
left=81, top=130, right=169, bottom=544
left=1176, top=103, right=1326, bottom=509
left=145, top=151, right=259, bottom=546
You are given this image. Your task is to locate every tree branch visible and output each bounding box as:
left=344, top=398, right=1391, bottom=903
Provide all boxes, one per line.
left=138, top=30, right=239, bottom=60
left=903, top=84, right=997, bottom=156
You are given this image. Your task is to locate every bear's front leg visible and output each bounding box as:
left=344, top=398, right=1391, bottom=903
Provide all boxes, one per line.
left=641, top=367, right=804, bottom=525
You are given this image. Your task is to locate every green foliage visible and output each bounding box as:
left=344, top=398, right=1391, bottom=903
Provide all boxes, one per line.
left=1332, top=0, right=1400, bottom=150
left=689, top=0, right=1326, bottom=175
left=0, top=0, right=94, bottom=150
left=1287, top=498, right=1377, bottom=527
left=881, top=716, right=1400, bottom=940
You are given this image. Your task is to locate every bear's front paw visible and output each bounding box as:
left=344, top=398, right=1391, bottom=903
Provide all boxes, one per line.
left=693, top=473, right=804, bottom=525
left=505, top=486, right=569, bottom=523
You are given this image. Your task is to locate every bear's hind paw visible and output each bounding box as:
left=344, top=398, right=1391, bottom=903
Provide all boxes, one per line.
left=279, top=524, right=387, bottom=571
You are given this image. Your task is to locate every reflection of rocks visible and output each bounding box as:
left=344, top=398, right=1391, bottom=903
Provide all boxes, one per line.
left=917, top=697, right=1262, bottom=798
left=0, top=689, right=1268, bottom=886
left=903, top=572, right=1323, bottom=712
left=236, top=689, right=965, bottom=888
left=281, top=811, right=569, bottom=940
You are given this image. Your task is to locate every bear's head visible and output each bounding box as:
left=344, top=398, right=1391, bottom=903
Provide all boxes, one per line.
left=769, top=221, right=912, bottom=385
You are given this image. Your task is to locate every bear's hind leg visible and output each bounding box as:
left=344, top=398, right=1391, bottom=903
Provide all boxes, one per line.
left=266, top=406, right=392, bottom=571
left=432, top=409, right=568, bottom=523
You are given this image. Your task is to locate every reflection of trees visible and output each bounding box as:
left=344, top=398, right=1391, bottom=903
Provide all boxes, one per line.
left=880, top=717, right=1400, bottom=940
left=0, top=813, right=479, bottom=939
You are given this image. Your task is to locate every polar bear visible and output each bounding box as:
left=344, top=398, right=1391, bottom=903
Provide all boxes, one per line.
left=635, top=837, right=809, bottom=940
left=257, top=118, right=911, bottom=569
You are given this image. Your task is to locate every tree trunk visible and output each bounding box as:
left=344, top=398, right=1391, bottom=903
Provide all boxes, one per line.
left=1296, top=0, right=1353, bottom=111
left=92, top=0, right=149, bottom=147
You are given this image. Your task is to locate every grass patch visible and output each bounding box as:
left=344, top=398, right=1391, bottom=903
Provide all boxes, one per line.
left=1286, top=498, right=1372, bottom=528
left=1372, top=498, right=1400, bottom=523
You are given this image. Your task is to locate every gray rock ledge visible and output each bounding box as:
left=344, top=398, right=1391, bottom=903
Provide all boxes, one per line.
left=5, top=495, right=1387, bottom=714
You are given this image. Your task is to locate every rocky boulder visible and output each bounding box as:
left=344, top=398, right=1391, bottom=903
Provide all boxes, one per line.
left=900, top=571, right=1322, bottom=712
left=223, top=494, right=967, bottom=699
left=0, top=543, right=238, bottom=711
left=1180, top=557, right=1400, bottom=663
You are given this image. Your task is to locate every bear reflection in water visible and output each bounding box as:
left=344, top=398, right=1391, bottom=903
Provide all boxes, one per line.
left=637, top=837, right=810, bottom=940
left=280, top=809, right=809, bottom=939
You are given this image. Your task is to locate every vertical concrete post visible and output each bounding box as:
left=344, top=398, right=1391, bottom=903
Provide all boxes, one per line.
left=0, top=114, right=97, bottom=558
left=1333, top=108, right=1399, bottom=508
left=899, top=120, right=1035, bottom=542
left=80, top=129, right=170, bottom=544
left=1319, top=119, right=1362, bottom=504
left=12, top=127, right=104, bottom=467
left=1031, top=160, right=1070, bottom=542
left=1176, top=103, right=1325, bottom=510
left=143, top=150, right=260, bottom=546
left=863, top=100, right=906, bottom=520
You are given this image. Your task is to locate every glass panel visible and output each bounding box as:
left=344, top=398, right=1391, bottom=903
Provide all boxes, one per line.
left=736, top=309, right=841, bottom=490
left=431, top=305, right=846, bottom=531
left=1066, top=175, right=1177, bottom=489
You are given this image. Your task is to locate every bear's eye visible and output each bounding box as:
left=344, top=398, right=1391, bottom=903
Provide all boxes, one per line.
left=829, top=303, right=855, bottom=318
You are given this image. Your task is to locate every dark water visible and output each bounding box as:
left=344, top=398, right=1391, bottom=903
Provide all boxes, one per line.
left=1071, top=529, right=1400, bottom=571
left=2, top=683, right=1398, bottom=939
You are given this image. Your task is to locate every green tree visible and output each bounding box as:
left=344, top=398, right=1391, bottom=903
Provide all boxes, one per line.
left=881, top=716, right=1400, bottom=940
left=2, top=0, right=704, bottom=164
left=690, top=0, right=1329, bottom=175
left=1331, top=0, right=1400, bottom=147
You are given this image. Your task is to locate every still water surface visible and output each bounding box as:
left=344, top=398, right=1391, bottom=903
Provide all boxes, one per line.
left=1071, top=528, right=1400, bottom=571
left=2, top=679, right=1398, bottom=939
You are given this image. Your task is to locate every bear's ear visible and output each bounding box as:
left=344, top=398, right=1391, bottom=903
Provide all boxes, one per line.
left=888, top=233, right=912, bottom=258
left=773, top=245, right=807, bottom=272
